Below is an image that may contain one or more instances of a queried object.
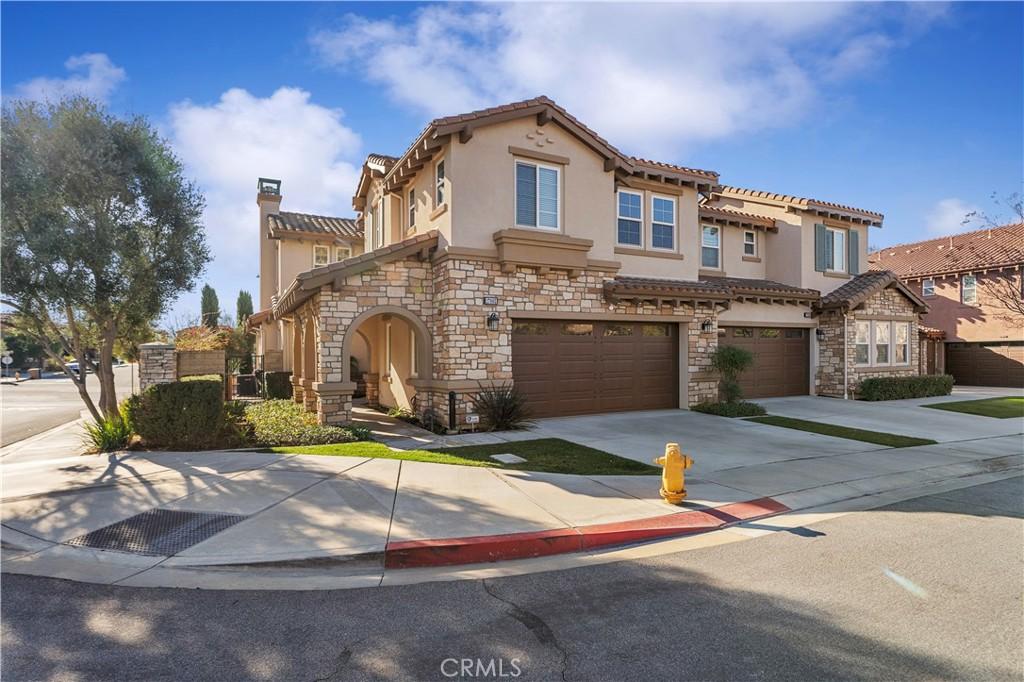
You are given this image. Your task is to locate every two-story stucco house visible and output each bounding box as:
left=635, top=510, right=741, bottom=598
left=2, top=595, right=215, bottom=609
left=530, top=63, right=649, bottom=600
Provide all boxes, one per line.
left=250, top=96, right=929, bottom=427
left=869, top=222, right=1024, bottom=387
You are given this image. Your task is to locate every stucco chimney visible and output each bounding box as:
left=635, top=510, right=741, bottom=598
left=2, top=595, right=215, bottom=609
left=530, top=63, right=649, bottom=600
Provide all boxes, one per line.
left=257, top=178, right=283, bottom=311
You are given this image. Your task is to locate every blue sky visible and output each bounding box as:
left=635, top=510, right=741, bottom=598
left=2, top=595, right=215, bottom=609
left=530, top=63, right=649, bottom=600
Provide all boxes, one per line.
left=3, top=2, right=1021, bottom=326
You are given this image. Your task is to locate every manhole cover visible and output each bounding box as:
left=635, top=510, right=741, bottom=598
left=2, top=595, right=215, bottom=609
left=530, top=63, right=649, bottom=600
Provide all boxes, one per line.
left=66, top=509, right=246, bottom=556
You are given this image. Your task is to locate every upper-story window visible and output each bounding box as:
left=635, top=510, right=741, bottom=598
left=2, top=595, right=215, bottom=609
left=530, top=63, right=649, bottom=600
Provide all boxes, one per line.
left=367, top=208, right=376, bottom=249
left=701, top=225, right=721, bottom=269
left=515, top=160, right=559, bottom=230
left=408, top=189, right=416, bottom=230
left=651, top=196, right=675, bottom=250
left=825, top=227, right=846, bottom=273
left=435, top=159, right=445, bottom=207
left=335, top=246, right=351, bottom=262
left=962, top=274, right=977, bottom=304
left=313, top=244, right=329, bottom=267
left=922, top=278, right=935, bottom=297
left=616, top=190, right=642, bottom=246
left=374, top=204, right=384, bottom=249
left=743, top=231, right=757, bottom=257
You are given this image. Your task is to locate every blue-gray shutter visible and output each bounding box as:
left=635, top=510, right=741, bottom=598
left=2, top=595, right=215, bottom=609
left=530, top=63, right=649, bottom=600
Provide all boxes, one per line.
left=515, top=163, right=536, bottom=226
left=814, top=223, right=827, bottom=272
left=847, top=229, right=860, bottom=274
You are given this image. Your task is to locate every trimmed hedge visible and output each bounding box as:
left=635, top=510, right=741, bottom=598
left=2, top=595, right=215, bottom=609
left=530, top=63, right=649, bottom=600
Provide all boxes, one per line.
left=244, top=400, right=370, bottom=446
left=858, top=374, right=954, bottom=401
left=129, top=377, right=231, bottom=449
left=261, top=371, right=292, bottom=399
left=692, top=401, right=767, bottom=418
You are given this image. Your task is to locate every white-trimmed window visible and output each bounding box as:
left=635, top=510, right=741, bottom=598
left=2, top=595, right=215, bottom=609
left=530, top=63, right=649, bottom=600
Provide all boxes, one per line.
left=826, top=227, right=847, bottom=272
left=874, top=321, right=890, bottom=364
left=409, top=328, right=418, bottom=378
left=743, top=230, right=757, bottom=257
left=408, top=189, right=416, bottom=229
left=335, top=246, right=351, bottom=262
left=313, top=245, right=329, bottom=267
left=855, top=321, right=870, bottom=365
left=385, top=321, right=392, bottom=376
left=367, top=207, right=376, bottom=249
left=435, top=159, right=445, bottom=207
left=374, top=204, right=383, bottom=249
left=616, top=190, right=642, bottom=246
left=515, top=160, right=559, bottom=230
left=922, top=278, right=935, bottom=297
left=961, top=274, right=977, bottom=304
left=651, top=195, right=675, bottom=250
left=701, top=225, right=721, bottom=269
left=895, top=322, right=910, bottom=364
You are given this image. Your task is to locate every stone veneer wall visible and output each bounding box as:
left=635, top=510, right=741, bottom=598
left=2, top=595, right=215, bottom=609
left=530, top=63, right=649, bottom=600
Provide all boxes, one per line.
left=294, top=254, right=722, bottom=427
left=139, top=343, right=176, bottom=391
left=816, top=288, right=921, bottom=398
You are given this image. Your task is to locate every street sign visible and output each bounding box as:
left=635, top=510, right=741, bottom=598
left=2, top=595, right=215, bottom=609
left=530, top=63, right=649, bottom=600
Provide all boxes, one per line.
left=1, top=355, right=12, bottom=365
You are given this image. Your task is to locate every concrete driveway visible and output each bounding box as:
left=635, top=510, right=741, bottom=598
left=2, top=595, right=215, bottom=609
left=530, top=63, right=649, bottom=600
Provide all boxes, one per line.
left=755, top=386, right=1024, bottom=444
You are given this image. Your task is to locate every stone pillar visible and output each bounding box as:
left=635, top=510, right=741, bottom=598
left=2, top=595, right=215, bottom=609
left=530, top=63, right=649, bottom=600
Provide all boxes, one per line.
left=686, top=306, right=720, bottom=406
left=291, top=375, right=305, bottom=404
left=302, top=379, right=317, bottom=412
left=139, top=342, right=176, bottom=391
left=314, top=382, right=355, bottom=425
left=364, top=373, right=380, bottom=408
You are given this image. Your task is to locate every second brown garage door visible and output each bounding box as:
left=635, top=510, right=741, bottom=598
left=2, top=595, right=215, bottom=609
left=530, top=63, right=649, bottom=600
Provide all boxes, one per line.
left=719, top=326, right=810, bottom=399
left=945, top=342, right=1024, bottom=387
left=512, top=320, right=678, bottom=418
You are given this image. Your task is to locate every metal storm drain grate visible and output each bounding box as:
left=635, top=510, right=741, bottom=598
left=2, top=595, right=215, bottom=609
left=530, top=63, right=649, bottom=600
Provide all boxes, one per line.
left=66, top=509, right=246, bottom=556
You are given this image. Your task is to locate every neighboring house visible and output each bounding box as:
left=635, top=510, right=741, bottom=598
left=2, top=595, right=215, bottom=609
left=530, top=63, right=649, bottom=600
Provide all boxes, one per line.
left=252, top=96, right=930, bottom=427
left=868, top=223, right=1024, bottom=387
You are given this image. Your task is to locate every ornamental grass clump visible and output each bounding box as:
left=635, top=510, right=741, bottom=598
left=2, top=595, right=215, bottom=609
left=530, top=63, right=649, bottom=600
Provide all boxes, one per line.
left=470, top=382, right=533, bottom=431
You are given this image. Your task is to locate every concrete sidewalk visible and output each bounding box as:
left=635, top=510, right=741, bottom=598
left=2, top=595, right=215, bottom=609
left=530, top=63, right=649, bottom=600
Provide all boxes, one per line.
left=2, top=417, right=1021, bottom=589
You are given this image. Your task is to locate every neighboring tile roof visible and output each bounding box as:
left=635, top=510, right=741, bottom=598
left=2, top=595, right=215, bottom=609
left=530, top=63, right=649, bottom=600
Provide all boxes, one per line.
left=268, top=211, right=362, bottom=240
left=867, top=223, right=1024, bottom=278
left=718, top=186, right=884, bottom=223
left=631, top=158, right=719, bottom=181
left=698, top=205, right=776, bottom=230
left=817, top=270, right=926, bottom=313
left=699, top=276, right=820, bottom=301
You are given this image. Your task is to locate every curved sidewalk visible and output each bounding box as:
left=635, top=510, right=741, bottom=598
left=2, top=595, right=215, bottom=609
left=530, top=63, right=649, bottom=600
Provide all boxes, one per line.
left=2, top=427, right=1021, bottom=590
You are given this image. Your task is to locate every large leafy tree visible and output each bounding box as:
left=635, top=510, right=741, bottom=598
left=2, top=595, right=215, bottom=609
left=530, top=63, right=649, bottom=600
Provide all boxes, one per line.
left=200, top=284, right=220, bottom=329
left=1, top=97, right=209, bottom=419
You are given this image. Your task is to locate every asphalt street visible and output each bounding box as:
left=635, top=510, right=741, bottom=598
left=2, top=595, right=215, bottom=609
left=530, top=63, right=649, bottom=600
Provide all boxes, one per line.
left=0, top=365, right=136, bottom=447
left=2, top=476, right=1021, bottom=681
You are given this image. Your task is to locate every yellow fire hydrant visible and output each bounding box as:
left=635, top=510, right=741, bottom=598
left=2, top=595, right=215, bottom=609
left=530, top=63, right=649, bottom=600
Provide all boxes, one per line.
left=653, top=442, right=694, bottom=504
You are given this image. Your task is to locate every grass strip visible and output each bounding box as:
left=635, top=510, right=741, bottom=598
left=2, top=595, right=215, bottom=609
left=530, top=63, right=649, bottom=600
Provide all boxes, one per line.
left=747, top=416, right=937, bottom=448
left=922, top=397, right=1024, bottom=419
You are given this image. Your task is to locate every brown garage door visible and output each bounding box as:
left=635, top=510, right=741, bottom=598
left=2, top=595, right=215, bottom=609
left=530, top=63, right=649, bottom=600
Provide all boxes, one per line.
left=511, top=320, right=678, bottom=418
left=719, top=327, right=810, bottom=399
left=946, top=342, right=1024, bottom=387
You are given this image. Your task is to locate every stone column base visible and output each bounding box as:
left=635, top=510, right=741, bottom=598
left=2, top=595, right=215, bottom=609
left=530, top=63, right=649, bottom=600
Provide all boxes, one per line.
left=301, top=379, right=316, bottom=412
left=312, top=382, right=357, bottom=425
left=291, top=375, right=305, bottom=404
left=364, top=373, right=380, bottom=408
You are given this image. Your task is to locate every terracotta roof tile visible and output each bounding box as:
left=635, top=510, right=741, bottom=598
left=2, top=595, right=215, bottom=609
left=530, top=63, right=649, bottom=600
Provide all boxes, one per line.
left=718, top=185, right=884, bottom=222
left=699, top=276, right=819, bottom=300
left=631, top=158, right=719, bottom=181
left=867, top=223, right=1024, bottom=278
left=698, top=205, right=776, bottom=229
left=604, top=275, right=732, bottom=300
left=366, top=153, right=398, bottom=170
left=818, top=270, right=926, bottom=312
left=268, top=212, right=362, bottom=240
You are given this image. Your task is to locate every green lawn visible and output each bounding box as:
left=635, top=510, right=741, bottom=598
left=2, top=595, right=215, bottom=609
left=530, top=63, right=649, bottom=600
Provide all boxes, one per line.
left=922, top=396, right=1024, bottom=419
left=747, top=416, right=937, bottom=448
left=267, top=438, right=659, bottom=475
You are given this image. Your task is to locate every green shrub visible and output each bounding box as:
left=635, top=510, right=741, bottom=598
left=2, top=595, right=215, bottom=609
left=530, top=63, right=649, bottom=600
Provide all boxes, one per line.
left=244, top=399, right=368, bottom=446
left=83, top=414, right=132, bottom=452
left=858, top=374, right=954, bottom=401
left=692, top=401, right=767, bottom=418
left=469, top=382, right=532, bottom=431
left=181, top=373, right=222, bottom=382
left=132, top=378, right=227, bottom=449
left=711, top=345, right=755, bottom=404
left=261, top=371, right=292, bottom=399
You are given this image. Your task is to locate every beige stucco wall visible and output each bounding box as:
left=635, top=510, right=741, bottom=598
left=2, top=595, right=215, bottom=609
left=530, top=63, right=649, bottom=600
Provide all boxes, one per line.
left=909, top=271, right=1024, bottom=342
left=364, top=153, right=454, bottom=252
left=716, top=226, right=768, bottom=279
left=718, top=302, right=815, bottom=326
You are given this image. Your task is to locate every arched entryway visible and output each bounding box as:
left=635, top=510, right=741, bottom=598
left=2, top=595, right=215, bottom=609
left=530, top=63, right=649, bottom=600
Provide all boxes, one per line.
left=342, top=306, right=432, bottom=413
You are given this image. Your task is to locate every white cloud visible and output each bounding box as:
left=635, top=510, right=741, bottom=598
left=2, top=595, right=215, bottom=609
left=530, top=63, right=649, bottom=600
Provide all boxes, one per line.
left=13, top=53, right=126, bottom=103
left=311, top=3, right=937, bottom=157
left=168, top=87, right=362, bottom=313
left=925, top=198, right=981, bottom=236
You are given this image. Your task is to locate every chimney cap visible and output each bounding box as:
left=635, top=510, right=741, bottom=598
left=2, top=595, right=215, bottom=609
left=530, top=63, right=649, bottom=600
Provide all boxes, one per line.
left=258, top=178, right=282, bottom=196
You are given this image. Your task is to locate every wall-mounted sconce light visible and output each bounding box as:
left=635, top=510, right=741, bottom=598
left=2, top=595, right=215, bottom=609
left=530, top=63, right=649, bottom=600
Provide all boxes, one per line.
left=700, top=319, right=714, bottom=333
left=815, top=328, right=826, bottom=342
left=486, top=312, right=500, bottom=331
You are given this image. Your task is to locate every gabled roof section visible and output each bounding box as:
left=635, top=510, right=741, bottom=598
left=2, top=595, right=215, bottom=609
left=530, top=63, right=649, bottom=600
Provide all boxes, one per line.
left=268, top=212, right=362, bottom=241
left=716, top=186, right=884, bottom=227
left=816, top=270, right=926, bottom=314
left=699, top=276, right=819, bottom=303
left=273, top=231, right=439, bottom=318
left=867, top=222, right=1024, bottom=279
left=698, top=204, right=776, bottom=231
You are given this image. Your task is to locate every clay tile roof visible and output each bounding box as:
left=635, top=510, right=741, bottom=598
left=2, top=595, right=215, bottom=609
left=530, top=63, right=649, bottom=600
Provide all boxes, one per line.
left=818, top=270, right=926, bottom=313
left=867, top=222, right=1024, bottom=278
left=918, top=325, right=946, bottom=339
left=366, top=153, right=398, bottom=170
left=698, top=205, right=776, bottom=230
left=245, top=308, right=271, bottom=330
left=604, top=275, right=733, bottom=301
left=268, top=211, right=362, bottom=240
left=718, top=186, right=884, bottom=223
left=699, top=276, right=820, bottom=300
left=631, top=158, right=719, bottom=181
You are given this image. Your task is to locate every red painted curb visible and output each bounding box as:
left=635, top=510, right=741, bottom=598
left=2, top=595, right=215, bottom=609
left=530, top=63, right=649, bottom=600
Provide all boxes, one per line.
left=384, top=497, right=791, bottom=570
